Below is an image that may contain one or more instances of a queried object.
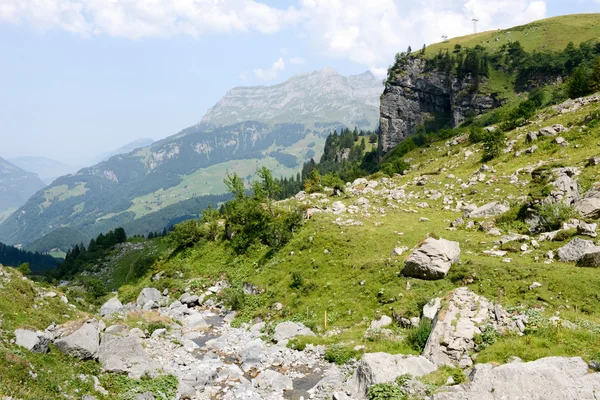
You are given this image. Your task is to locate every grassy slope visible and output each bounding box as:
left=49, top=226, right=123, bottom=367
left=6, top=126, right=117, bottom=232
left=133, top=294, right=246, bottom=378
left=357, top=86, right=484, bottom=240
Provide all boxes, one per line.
left=425, top=14, right=600, bottom=56
left=116, top=97, right=600, bottom=364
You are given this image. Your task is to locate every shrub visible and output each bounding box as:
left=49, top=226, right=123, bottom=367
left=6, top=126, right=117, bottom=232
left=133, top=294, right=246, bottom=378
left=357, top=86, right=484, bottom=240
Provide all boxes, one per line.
left=221, top=287, right=245, bottom=311
left=168, top=220, right=204, bottom=249
left=367, top=383, right=406, bottom=400
left=535, top=203, right=575, bottom=232
left=324, top=345, right=358, bottom=365
left=474, top=325, right=498, bottom=350
left=147, top=322, right=168, bottom=335
left=304, top=168, right=322, bottom=194
left=406, top=319, right=432, bottom=352
left=321, top=172, right=345, bottom=193
left=290, top=271, right=304, bottom=289
left=481, top=130, right=506, bottom=162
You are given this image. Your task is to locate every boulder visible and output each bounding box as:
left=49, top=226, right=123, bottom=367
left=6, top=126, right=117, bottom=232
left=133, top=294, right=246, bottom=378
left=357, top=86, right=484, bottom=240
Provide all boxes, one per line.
left=577, top=221, right=597, bottom=238
left=179, top=293, right=200, bottom=307
left=545, top=168, right=580, bottom=205
left=467, top=202, right=510, bottom=218
left=14, top=329, right=50, bottom=353
left=184, top=314, right=209, bottom=331
left=349, top=353, right=436, bottom=395
left=331, top=201, right=346, bottom=213
left=136, top=288, right=162, bottom=307
left=577, top=251, right=600, bottom=268
left=369, top=315, right=393, bottom=330
left=104, top=324, right=129, bottom=336
left=98, top=334, right=156, bottom=379
left=525, top=131, right=538, bottom=142
left=273, top=321, right=315, bottom=345
left=254, top=369, right=293, bottom=392
left=574, top=197, right=600, bottom=219
left=423, top=288, right=493, bottom=367
left=432, top=357, right=600, bottom=400
left=402, top=238, right=460, bottom=280
left=55, top=319, right=100, bottom=360
left=557, top=238, right=600, bottom=262
left=100, top=297, right=124, bottom=317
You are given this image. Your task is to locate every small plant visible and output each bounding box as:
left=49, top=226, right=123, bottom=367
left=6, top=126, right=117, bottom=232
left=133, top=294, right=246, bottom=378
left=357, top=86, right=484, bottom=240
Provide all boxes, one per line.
left=290, top=271, right=304, bottom=289
left=221, top=287, right=245, bottom=311
left=406, top=319, right=432, bottom=352
left=147, top=322, right=168, bottom=336
left=474, top=325, right=498, bottom=350
left=395, top=374, right=412, bottom=387
left=367, top=383, right=406, bottom=400
left=535, top=203, right=575, bottom=232
left=324, top=345, right=358, bottom=365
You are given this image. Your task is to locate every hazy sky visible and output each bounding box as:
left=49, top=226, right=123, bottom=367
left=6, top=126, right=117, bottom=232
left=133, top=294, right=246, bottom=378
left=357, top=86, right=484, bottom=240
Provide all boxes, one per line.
left=0, top=0, right=598, bottom=165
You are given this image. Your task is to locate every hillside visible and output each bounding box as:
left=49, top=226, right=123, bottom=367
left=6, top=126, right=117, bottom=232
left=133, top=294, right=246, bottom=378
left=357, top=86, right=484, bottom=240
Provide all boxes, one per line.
left=92, top=138, right=155, bottom=164
left=8, top=156, right=81, bottom=185
left=0, top=157, right=46, bottom=223
left=0, top=68, right=380, bottom=247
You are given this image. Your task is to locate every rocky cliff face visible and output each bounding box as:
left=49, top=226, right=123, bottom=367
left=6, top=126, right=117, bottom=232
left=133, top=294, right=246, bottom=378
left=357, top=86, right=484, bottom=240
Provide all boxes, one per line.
left=379, top=57, right=501, bottom=155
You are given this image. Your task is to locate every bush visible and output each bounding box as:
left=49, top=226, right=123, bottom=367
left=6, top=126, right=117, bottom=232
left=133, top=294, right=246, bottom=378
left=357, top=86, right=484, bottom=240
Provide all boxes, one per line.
left=321, top=172, right=346, bottom=193
left=535, top=203, right=575, bottom=232
left=324, top=345, right=358, bottom=365
left=367, top=383, right=406, bottom=400
left=221, top=287, right=245, bottom=311
left=290, top=271, right=304, bottom=289
left=481, top=130, right=506, bottom=162
left=168, top=220, right=204, bottom=249
left=147, top=322, right=168, bottom=335
left=406, top=319, right=432, bottom=352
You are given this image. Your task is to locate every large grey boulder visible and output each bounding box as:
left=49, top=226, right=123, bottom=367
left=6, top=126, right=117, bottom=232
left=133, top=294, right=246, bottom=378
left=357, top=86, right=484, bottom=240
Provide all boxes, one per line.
left=433, top=357, right=600, bottom=399
left=98, top=334, right=156, bottom=379
left=545, top=167, right=580, bottom=205
left=467, top=202, right=509, bottom=218
left=100, top=297, right=124, bottom=317
left=254, top=369, right=293, bottom=392
left=273, top=321, right=315, bottom=345
left=402, top=238, right=460, bottom=280
left=423, top=288, right=492, bottom=367
left=55, top=319, right=100, bottom=360
left=136, top=288, right=162, bottom=307
left=557, top=238, right=600, bottom=262
left=179, top=293, right=201, bottom=307
left=577, top=251, right=600, bottom=268
left=183, top=313, right=209, bottom=331
left=349, top=353, right=436, bottom=395
left=574, top=197, right=600, bottom=219
left=14, top=329, right=50, bottom=353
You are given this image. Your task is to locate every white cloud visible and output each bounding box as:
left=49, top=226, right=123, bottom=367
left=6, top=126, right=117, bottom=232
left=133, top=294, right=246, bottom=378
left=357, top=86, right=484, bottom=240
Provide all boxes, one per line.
left=289, top=57, right=305, bottom=65
left=253, top=57, right=286, bottom=80
left=0, top=0, right=548, bottom=72
left=296, top=0, right=547, bottom=73
left=239, top=71, right=249, bottom=81
left=0, top=0, right=300, bottom=38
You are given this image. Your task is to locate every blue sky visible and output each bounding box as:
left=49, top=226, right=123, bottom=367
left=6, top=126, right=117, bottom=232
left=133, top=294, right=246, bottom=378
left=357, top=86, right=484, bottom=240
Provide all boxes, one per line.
left=0, top=0, right=598, bottom=165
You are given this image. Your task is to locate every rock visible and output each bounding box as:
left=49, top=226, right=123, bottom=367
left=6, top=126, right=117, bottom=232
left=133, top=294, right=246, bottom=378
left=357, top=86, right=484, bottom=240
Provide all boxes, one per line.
left=55, top=319, right=100, bottom=360
left=557, top=238, right=600, bottom=262
left=577, top=221, right=597, bottom=237
left=136, top=393, right=155, bottom=400
left=390, top=247, right=408, bottom=257
left=402, top=238, right=460, bottom=280
left=574, top=197, right=600, bottom=219
left=369, top=315, right=393, bottom=330
left=179, top=293, right=200, bottom=307
left=526, top=131, right=538, bottom=142
left=14, top=329, right=50, bottom=353
left=242, top=283, right=262, bottom=295
left=554, top=136, right=568, bottom=146
left=423, top=288, right=493, bottom=366
left=539, top=126, right=558, bottom=136
left=349, top=353, right=436, bottom=395
left=577, top=251, right=600, bottom=268
left=432, top=357, right=600, bottom=400
left=129, top=328, right=146, bottom=339
left=100, top=297, right=124, bottom=317
left=529, top=282, right=542, bottom=290
left=588, top=156, right=600, bottom=166
left=150, top=328, right=167, bottom=339
left=184, top=314, right=209, bottom=331
left=104, top=324, right=129, bottom=336
left=467, top=202, right=509, bottom=218
left=254, top=369, right=293, bottom=392
left=136, top=288, right=162, bottom=307
left=331, top=201, right=346, bottom=213
left=354, top=197, right=369, bottom=206
left=98, top=334, right=156, bottom=379
left=525, top=145, right=538, bottom=154
left=273, top=321, right=315, bottom=345
left=423, top=298, right=441, bottom=320
left=545, top=167, right=580, bottom=205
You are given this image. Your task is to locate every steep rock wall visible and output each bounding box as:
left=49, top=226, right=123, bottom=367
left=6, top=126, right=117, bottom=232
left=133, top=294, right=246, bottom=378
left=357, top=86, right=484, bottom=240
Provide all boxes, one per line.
left=379, top=57, right=501, bottom=155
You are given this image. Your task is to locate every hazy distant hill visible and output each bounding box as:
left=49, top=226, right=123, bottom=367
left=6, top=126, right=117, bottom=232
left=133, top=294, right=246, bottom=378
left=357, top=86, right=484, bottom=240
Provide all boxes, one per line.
left=0, top=157, right=46, bottom=223
left=8, top=156, right=81, bottom=185
left=93, top=138, right=155, bottom=164
left=0, top=68, right=382, bottom=246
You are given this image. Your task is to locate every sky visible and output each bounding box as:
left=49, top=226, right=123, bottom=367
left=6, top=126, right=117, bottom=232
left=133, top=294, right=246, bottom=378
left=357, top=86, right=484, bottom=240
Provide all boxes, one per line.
left=0, top=0, right=598, bottom=166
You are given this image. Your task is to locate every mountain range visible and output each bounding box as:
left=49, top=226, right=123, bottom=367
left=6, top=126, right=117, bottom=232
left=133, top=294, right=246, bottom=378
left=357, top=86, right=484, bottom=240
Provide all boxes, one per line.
left=0, top=158, right=46, bottom=223
left=0, top=68, right=382, bottom=246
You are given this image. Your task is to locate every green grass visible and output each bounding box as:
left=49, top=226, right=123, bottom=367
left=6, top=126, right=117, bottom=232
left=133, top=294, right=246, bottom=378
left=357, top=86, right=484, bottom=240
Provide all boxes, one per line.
left=425, top=14, right=600, bottom=56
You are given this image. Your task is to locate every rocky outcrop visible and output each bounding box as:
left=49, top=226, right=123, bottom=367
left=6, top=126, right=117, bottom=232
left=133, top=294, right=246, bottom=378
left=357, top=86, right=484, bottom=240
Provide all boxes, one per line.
left=98, top=334, right=157, bottom=379
left=379, top=57, right=501, bottom=155
left=433, top=357, right=600, bottom=399
left=402, top=238, right=460, bottom=280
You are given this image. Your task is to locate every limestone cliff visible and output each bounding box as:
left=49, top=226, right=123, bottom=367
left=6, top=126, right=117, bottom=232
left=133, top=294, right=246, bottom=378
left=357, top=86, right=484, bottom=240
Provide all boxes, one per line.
left=378, top=57, right=502, bottom=155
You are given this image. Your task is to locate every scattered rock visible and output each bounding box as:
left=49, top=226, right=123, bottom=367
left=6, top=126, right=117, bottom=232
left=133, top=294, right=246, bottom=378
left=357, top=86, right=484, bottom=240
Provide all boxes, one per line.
left=14, top=329, right=50, bottom=353
left=55, top=319, right=100, bottom=360
left=179, top=293, right=201, bottom=307
left=254, top=369, right=293, bottom=392
left=467, top=202, right=509, bottom=218
left=557, top=238, right=600, bottom=262
left=98, top=334, right=156, bottom=379
left=369, top=315, right=393, bottom=330
left=402, top=238, right=460, bottom=280
left=136, top=288, right=162, bottom=307
left=529, top=282, right=542, bottom=290
left=422, top=298, right=441, bottom=320
left=100, top=297, right=124, bottom=317
left=273, top=321, right=315, bottom=345
left=574, top=197, right=600, bottom=219
left=577, top=251, right=600, bottom=268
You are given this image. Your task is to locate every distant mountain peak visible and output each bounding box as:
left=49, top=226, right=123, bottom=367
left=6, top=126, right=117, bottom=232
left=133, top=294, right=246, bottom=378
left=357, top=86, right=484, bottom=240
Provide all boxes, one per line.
left=201, top=68, right=382, bottom=128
